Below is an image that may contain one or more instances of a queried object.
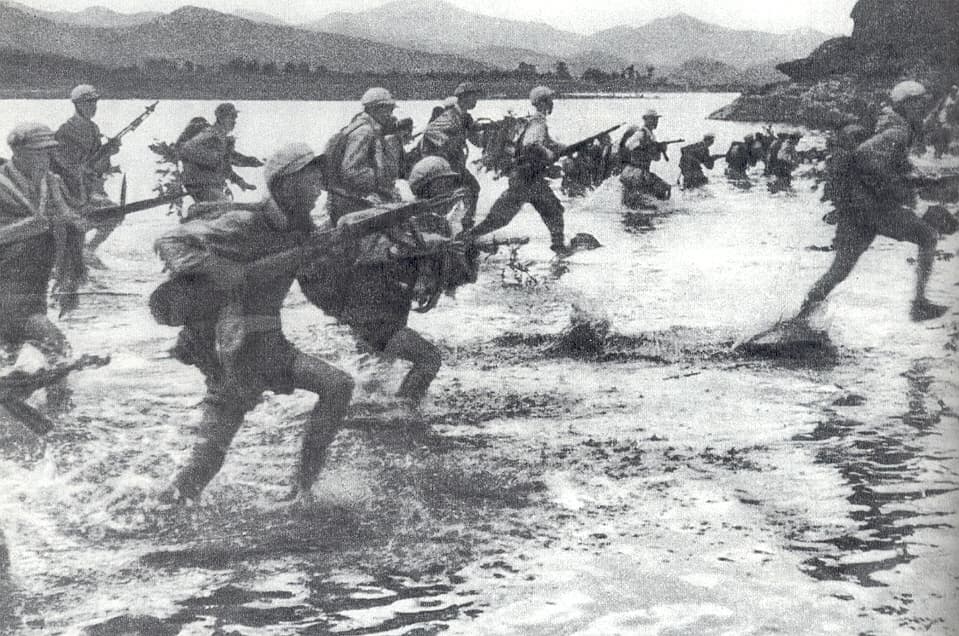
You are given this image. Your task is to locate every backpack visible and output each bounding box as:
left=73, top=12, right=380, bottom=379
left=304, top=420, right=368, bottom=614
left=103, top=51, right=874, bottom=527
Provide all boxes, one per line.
left=321, top=117, right=369, bottom=190
left=474, top=114, right=530, bottom=178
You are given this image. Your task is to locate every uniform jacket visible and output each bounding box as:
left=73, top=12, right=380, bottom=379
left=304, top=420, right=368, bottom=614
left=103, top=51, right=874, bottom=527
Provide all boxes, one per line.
left=852, top=106, right=916, bottom=209
left=679, top=141, right=717, bottom=173
left=179, top=125, right=261, bottom=187
left=0, top=162, right=85, bottom=321
left=52, top=114, right=112, bottom=201
left=421, top=103, right=483, bottom=170
left=336, top=112, right=396, bottom=198
left=514, top=111, right=564, bottom=179
left=623, top=126, right=661, bottom=171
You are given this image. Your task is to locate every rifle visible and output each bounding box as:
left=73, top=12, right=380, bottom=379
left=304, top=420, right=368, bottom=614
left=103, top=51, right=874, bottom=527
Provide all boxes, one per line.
left=474, top=236, right=530, bottom=254
left=85, top=101, right=159, bottom=169
left=152, top=191, right=470, bottom=326
left=559, top=124, right=624, bottom=159
left=0, top=354, right=110, bottom=436
left=0, top=191, right=187, bottom=248
left=656, top=139, right=685, bottom=162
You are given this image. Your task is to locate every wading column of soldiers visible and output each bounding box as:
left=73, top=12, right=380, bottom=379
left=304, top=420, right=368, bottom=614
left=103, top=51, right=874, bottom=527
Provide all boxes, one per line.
left=0, top=79, right=954, bottom=507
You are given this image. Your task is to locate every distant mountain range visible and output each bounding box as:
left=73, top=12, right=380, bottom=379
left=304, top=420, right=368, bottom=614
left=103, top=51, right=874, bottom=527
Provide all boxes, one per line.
left=0, top=3, right=486, bottom=74
left=0, top=0, right=832, bottom=83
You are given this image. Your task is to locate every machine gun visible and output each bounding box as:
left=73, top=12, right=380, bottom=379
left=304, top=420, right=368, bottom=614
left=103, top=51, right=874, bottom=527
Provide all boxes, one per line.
left=85, top=101, right=159, bottom=169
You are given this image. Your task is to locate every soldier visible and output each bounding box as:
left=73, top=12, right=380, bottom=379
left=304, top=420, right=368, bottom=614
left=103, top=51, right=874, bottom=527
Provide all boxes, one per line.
left=793, top=80, right=948, bottom=325
left=325, top=87, right=402, bottom=225
left=302, top=156, right=472, bottom=413
left=766, top=131, right=801, bottom=190
left=51, top=84, right=121, bottom=260
left=725, top=133, right=762, bottom=181
left=464, top=85, right=571, bottom=255
left=619, top=109, right=672, bottom=206
left=420, top=81, right=486, bottom=229
left=178, top=103, right=262, bottom=204
left=1, top=123, right=87, bottom=409
left=155, top=144, right=354, bottom=506
left=679, top=133, right=719, bottom=190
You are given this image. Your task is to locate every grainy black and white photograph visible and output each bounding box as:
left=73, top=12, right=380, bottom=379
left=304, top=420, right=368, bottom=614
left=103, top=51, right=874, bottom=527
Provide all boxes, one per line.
left=1, top=0, right=958, bottom=633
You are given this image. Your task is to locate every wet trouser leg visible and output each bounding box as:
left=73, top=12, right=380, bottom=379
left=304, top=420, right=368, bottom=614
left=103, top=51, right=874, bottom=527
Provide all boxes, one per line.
left=380, top=327, right=442, bottom=404
left=16, top=314, right=72, bottom=408
left=458, top=169, right=482, bottom=231
left=797, top=219, right=874, bottom=319
left=171, top=397, right=249, bottom=500
left=527, top=179, right=566, bottom=249
left=870, top=207, right=939, bottom=302
left=290, top=352, right=354, bottom=492
left=469, top=180, right=526, bottom=238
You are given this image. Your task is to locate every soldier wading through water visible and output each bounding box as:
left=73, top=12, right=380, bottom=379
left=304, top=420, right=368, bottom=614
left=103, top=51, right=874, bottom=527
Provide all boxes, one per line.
left=1, top=123, right=87, bottom=410
left=51, top=85, right=122, bottom=264
left=154, top=144, right=354, bottom=506
left=792, top=80, right=949, bottom=325
left=464, top=86, right=572, bottom=255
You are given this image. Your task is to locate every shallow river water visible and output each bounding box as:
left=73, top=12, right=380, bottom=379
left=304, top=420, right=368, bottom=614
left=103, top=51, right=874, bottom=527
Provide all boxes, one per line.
left=0, top=95, right=957, bottom=635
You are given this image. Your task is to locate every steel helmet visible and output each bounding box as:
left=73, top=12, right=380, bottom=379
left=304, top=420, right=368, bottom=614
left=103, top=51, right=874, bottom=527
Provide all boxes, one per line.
left=215, top=102, right=238, bottom=119
left=408, top=156, right=459, bottom=195
left=529, top=86, right=555, bottom=105
left=361, top=87, right=396, bottom=107
left=890, top=80, right=927, bottom=103
left=642, top=109, right=661, bottom=119
left=70, top=84, right=100, bottom=102
left=264, top=142, right=322, bottom=186
left=454, top=81, right=482, bottom=97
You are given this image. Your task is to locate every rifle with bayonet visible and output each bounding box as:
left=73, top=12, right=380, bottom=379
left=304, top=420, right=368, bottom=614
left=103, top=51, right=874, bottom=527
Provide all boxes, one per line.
left=85, top=101, right=159, bottom=170
left=0, top=354, right=110, bottom=436
left=0, top=191, right=187, bottom=248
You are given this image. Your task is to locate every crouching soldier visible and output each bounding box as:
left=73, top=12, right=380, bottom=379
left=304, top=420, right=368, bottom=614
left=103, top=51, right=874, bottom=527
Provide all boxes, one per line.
left=679, top=133, right=720, bottom=190
left=299, top=157, right=477, bottom=413
left=153, top=143, right=355, bottom=506
left=793, top=81, right=948, bottom=325
left=1, top=123, right=87, bottom=409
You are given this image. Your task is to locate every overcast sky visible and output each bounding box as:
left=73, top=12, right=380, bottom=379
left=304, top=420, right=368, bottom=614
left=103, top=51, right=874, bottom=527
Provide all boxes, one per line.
left=20, top=0, right=857, bottom=34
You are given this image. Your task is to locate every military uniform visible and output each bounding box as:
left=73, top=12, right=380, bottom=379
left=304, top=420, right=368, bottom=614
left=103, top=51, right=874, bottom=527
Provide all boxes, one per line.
left=620, top=125, right=671, bottom=205
left=468, top=111, right=567, bottom=250
left=1, top=126, right=86, bottom=405
left=679, top=140, right=717, bottom=189
left=725, top=141, right=755, bottom=179
left=179, top=125, right=262, bottom=203
left=156, top=177, right=354, bottom=501
left=420, top=103, right=484, bottom=228
left=799, top=105, right=939, bottom=319
left=327, top=112, right=400, bottom=225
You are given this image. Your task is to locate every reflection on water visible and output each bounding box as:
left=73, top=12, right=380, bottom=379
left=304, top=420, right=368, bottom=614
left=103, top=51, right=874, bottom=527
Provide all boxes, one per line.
left=791, top=361, right=957, bottom=592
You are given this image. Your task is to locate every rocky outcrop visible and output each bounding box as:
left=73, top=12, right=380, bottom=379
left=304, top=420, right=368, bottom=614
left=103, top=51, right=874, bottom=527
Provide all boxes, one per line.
left=711, top=0, right=959, bottom=128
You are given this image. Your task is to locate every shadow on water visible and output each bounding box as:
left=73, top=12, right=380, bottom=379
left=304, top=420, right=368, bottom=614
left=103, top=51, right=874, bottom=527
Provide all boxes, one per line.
left=790, top=361, right=957, bottom=590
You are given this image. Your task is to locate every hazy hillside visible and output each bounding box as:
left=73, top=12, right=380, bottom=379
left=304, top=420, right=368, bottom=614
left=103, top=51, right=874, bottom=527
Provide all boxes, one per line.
left=0, top=4, right=488, bottom=74
left=581, top=14, right=831, bottom=69
left=0, top=1, right=159, bottom=27
left=304, top=0, right=583, bottom=57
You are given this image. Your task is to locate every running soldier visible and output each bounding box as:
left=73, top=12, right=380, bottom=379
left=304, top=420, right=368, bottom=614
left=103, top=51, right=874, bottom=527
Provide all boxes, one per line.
left=1, top=123, right=87, bottom=409
left=420, top=81, right=486, bottom=229
left=793, top=80, right=949, bottom=324
left=619, top=110, right=672, bottom=206
left=51, top=85, right=121, bottom=261
left=325, top=87, right=402, bottom=225
left=464, top=86, right=571, bottom=255
left=155, top=144, right=354, bottom=506
left=679, top=133, right=720, bottom=190
left=178, top=103, right=262, bottom=204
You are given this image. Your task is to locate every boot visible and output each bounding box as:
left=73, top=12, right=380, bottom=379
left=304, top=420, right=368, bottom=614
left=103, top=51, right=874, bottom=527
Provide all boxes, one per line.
left=910, top=299, right=948, bottom=322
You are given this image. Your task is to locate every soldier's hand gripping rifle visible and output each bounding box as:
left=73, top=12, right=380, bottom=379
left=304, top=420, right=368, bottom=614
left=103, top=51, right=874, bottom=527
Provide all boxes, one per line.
left=85, top=101, right=160, bottom=170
